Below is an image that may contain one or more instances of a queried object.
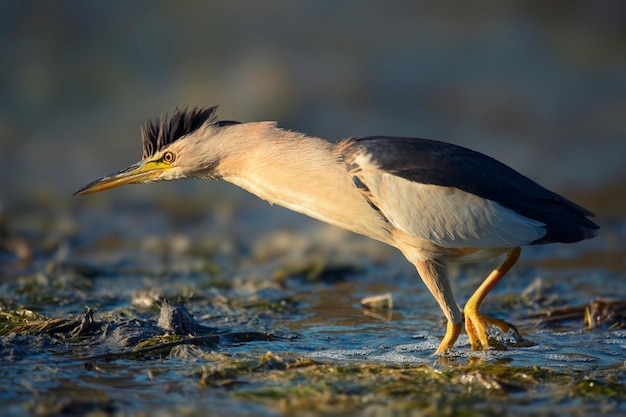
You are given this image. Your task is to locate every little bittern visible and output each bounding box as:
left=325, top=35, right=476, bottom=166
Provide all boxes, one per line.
left=76, top=107, right=599, bottom=354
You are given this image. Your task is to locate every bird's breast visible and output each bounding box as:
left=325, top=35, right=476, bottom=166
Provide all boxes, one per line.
left=221, top=143, right=394, bottom=246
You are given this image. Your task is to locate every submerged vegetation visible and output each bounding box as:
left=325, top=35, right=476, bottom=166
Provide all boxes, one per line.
left=1, top=202, right=625, bottom=416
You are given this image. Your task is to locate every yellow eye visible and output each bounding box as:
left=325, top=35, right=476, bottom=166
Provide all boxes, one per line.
left=162, top=151, right=176, bottom=164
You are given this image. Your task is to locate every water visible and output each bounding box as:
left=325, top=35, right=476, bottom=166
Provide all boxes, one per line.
left=1, top=197, right=624, bottom=416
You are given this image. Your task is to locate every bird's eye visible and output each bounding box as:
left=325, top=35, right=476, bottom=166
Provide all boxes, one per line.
left=162, top=151, right=176, bottom=164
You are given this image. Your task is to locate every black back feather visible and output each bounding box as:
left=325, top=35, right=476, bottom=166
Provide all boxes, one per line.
left=141, top=107, right=239, bottom=159
left=344, top=136, right=599, bottom=245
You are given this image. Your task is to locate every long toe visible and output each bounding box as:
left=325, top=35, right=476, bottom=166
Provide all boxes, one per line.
left=434, top=320, right=462, bottom=355
left=482, top=315, right=515, bottom=335
left=465, top=310, right=490, bottom=350
left=465, top=312, right=529, bottom=350
left=485, top=317, right=535, bottom=348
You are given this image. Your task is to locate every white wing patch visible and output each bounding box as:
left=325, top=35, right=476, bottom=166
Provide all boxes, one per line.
left=370, top=172, right=546, bottom=249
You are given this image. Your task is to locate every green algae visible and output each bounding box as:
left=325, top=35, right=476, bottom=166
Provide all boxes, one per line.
left=1, top=198, right=625, bottom=416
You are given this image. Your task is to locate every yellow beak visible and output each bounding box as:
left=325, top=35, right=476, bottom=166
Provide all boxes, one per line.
left=74, top=160, right=170, bottom=195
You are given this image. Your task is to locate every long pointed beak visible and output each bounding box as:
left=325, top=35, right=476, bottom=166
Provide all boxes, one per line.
left=74, top=161, right=166, bottom=195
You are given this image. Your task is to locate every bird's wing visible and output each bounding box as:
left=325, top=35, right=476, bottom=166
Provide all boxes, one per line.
left=340, top=136, right=598, bottom=248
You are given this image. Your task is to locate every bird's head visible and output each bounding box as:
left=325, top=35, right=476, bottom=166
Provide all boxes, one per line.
left=75, top=107, right=238, bottom=195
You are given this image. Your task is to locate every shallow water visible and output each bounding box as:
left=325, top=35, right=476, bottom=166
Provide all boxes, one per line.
left=1, top=195, right=625, bottom=416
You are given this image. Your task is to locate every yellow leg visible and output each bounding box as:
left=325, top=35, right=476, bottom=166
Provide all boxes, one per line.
left=464, top=247, right=521, bottom=350
left=435, top=320, right=462, bottom=355
left=412, top=257, right=463, bottom=355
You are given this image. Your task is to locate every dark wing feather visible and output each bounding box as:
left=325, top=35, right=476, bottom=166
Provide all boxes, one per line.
left=343, top=136, right=599, bottom=244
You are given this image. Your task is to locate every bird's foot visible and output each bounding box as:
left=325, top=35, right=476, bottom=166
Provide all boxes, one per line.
left=465, top=310, right=530, bottom=350
left=434, top=320, right=462, bottom=355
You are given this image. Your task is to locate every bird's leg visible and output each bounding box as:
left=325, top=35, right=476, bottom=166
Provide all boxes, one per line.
left=414, top=259, right=463, bottom=355
left=464, top=247, right=521, bottom=350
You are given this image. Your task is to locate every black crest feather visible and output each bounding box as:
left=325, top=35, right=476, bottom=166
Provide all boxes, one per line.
left=141, top=106, right=221, bottom=159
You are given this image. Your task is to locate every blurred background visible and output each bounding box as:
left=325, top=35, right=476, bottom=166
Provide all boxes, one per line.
left=1, top=0, right=625, bottom=218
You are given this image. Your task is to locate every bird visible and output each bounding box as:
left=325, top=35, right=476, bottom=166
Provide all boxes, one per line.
left=75, top=106, right=599, bottom=354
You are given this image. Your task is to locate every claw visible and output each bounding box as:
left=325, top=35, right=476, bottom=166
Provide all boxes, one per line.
left=434, top=320, right=462, bottom=355
left=465, top=312, right=532, bottom=350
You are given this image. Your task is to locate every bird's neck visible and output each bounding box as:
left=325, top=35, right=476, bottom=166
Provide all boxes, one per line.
left=211, top=122, right=392, bottom=243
